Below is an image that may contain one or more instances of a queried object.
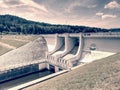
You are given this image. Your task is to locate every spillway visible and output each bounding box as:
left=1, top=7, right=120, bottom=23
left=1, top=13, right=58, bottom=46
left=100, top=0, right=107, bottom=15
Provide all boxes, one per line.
left=52, top=35, right=76, bottom=59
left=44, top=33, right=120, bottom=67
left=43, top=35, right=56, bottom=52
left=51, top=36, right=65, bottom=56
left=80, top=51, right=115, bottom=63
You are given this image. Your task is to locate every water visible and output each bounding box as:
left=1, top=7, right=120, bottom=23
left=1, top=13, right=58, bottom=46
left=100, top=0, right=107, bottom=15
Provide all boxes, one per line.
left=0, top=69, right=54, bottom=90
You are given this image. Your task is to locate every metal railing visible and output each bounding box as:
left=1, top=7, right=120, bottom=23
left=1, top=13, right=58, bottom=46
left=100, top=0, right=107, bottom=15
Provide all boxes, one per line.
left=42, top=32, right=120, bottom=38
left=83, top=32, right=120, bottom=37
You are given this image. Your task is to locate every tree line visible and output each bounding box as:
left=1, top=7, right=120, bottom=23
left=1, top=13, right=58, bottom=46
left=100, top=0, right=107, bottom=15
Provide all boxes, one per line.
left=0, top=14, right=117, bottom=35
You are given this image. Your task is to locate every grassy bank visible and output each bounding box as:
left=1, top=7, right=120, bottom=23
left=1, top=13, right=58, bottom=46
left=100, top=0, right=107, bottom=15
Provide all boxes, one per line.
left=0, top=35, right=40, bottom=56
left=24, top=53, right=120, bottom=90
left=0, top=45, right=12, bottom=56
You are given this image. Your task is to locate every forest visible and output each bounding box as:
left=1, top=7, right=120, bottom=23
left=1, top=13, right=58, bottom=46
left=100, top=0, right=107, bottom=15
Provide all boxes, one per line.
left=0, top=14, right=119, bottom=35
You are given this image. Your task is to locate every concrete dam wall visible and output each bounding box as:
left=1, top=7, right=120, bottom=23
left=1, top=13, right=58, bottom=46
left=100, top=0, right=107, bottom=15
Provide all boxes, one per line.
left=44, top=33, right=120, bottom=66
left=83, top=37, right=120, bottom=53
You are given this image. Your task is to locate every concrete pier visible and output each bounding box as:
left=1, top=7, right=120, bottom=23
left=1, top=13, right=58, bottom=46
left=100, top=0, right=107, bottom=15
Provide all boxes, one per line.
left=50, top=35, right=65, bottom=55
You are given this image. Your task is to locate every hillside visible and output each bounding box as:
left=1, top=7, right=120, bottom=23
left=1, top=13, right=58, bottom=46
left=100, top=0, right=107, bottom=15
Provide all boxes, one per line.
left=0, top=35, right=40, bottom=56
left=0, top=14, right=108, bottom=34
left=24, top=53, right=120, bottom=90
left=110, top=28, right=120, bottom=32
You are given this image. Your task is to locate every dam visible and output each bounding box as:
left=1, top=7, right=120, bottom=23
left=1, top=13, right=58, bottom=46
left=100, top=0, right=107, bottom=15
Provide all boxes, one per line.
left=0, top=32, right=120, bottom=89
left=44, top=32, right=120, bottom=68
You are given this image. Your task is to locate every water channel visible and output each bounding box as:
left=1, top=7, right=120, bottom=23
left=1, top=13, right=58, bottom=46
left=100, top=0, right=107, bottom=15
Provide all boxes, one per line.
left=0, top=69, right=54, bottom=90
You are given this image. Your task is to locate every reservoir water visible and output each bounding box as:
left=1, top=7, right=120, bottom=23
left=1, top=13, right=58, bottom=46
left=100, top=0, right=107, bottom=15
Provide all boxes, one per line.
left=0, top=69, right=54, bottom=90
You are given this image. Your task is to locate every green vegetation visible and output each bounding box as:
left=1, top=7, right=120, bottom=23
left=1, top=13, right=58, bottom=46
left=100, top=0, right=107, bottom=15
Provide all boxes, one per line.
left=0, top=14, right=109, bottom=35
left=0, top=35, right=40, bottom=56
left=25, top=53, right=120, bottom=90
left=0, top=39, right=28, bottom=48
left=0, top=35, right=40, bottom=47
left=0, top=45, right=12, bottom=56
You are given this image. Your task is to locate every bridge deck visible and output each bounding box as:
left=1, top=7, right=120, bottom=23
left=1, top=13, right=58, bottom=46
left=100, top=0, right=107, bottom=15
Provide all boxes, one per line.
left=42, top=32, right=120, bottom=38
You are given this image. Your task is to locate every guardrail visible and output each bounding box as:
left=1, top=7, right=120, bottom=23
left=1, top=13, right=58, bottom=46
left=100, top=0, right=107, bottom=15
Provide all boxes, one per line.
left=83, top=32, right=120, bottom=37
left=42, top=32, right=120, bottom=38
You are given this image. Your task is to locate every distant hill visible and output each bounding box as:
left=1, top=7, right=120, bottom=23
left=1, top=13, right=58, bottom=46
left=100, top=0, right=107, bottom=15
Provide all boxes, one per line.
left=0, top=14, right=108, bottom=34
left=109, top=28, right=120, bottom=32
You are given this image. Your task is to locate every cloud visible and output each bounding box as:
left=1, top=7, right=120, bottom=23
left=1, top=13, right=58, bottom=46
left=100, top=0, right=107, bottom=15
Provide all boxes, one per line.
left=20, top=0, right=48, bottom=12
left=0, top=0, right=120, bottom=28
left=96, top=12, right=117, bottom=19
left=65, top=2, right=81, bottom=13
left=0, top=0, right=9, bottom=8
left=0, top=0, right=49, bottom=22
left=0, top=0, right=48, bottom=12
left=96, top=12, right=103, bottom=16
left=65, top=1, right=97, bottom=13
left=102, top=14, right=117, bottom=19
left=4, top=0, right=23, bottom=5
left=104, top=1, right=120, bottom=9
left=0, top=0, right=24, bottom=8
left=87, top=4, right=97, bottom=8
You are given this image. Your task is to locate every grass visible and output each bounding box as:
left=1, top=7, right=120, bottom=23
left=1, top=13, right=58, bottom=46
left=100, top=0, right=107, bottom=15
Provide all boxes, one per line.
left=0, top=35, right=40, bottom=56
left=0, top=35, right=40, bottom=48
left=1, top=35, right=40, bottom=41
left=24, top=53, right=120, bottom=90
left=0, top=39, right=28, bottom=48
left=0, top=45, right=12, bottom=56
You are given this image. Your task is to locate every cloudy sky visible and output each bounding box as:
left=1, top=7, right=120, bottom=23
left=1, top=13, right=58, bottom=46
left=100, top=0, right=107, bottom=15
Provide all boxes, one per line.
left=0, top=0, right=120, bottom=28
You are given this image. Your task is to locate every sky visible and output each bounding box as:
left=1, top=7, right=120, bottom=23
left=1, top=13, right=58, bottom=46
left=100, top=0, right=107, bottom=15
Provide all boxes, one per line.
left=0, top=0, right=120, bottom=29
